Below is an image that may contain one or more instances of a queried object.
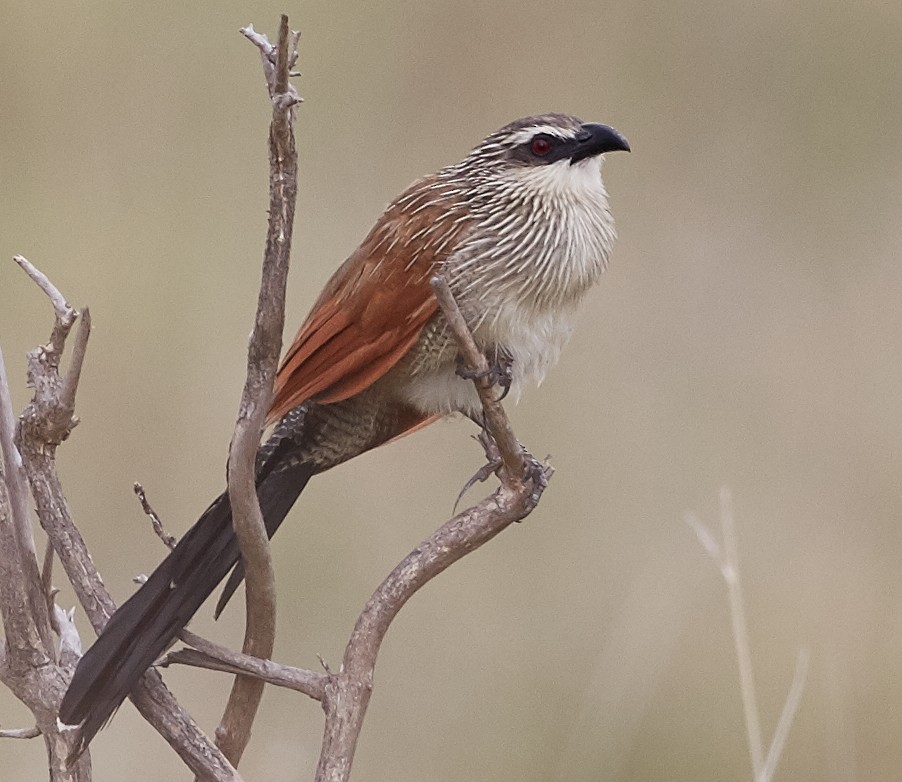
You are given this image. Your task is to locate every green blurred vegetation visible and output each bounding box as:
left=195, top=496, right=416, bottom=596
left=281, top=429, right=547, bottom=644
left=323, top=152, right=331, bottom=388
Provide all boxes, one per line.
left=2, top=0, right=901, bottom=779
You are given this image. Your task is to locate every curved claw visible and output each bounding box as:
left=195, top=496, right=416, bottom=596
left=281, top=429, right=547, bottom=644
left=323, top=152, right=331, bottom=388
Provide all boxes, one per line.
left=494, top=365, right=513, bottom=402
left=452, top=456, right=503, bottom=514
left=525, top=455, right=550, bottom=489
left=455, top=348, right=514, bottom=402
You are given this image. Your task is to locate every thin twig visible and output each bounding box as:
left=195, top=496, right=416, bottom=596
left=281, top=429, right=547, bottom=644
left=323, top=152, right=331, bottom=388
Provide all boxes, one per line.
left=13, top=256, right=75, bottom=330
left=240, top=23, right=302, bottom=100
left=683, top=511, right=720, bottom=561
left=430, top=277, right=525, bottom=478
left=59, top=309, right=91, bottom=416
left=0, top=726, right=42, bottom=739
left=760, top=647, right=810, bottom=782
left=14, top=256, right=78, bottom=388
left=317, top=654, right=333, bottom=675
left=239, top=24, right=273, bottom=57
left=718, top=487, right=765, bottom=779
left=686, top=489, right=809, bottom=782
left=134, top=482, right=176, bottom=550
left=215, top=14, right=301, bottom=767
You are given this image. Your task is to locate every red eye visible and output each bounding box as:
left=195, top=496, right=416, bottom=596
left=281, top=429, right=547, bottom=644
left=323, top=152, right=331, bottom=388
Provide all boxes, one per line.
left=530, top=136, right=552, bottom=156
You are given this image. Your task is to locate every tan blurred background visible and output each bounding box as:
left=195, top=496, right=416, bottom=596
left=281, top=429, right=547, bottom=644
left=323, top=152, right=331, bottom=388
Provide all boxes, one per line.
left=2, top=0, right=901, bottom=779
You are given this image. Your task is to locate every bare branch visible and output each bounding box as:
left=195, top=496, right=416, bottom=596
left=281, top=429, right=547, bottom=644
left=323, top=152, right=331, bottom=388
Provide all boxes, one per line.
left=10, top=259, right=241, bottom=781
left=59, top=309, right=91, bottom=417
left=166, top=630, right=326, bottom=701
left=240, top=22, right=301, bottom=96
left=130, top=676, right=245, bottom=782
left=0, top=342, right=54, bottom=663
left=134, top=482, right=176, bottom=550
left=13, top=256, right=76, bottom=338
left=215, top=15, right=301, bottom=767
left=0, top=726, right=41, bottom=739
left=6, top=21, right=558, bottom=782
left=15, top=254, right=82, bottom=448
left=0, top=302, right=86, bottom=778
left=313, top=282, right=551, bottom=782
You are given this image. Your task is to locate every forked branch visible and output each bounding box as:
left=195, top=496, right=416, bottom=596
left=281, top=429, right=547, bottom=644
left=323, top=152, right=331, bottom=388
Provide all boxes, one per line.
left=165, top=276, right=552, bottom=782
left=214, top=14, right=302, bottom=767
left=2, top=15, right=552, bottom=782
left=4, top=258, right=243, bottom=781
left=311, top=277, right=551, bottom=782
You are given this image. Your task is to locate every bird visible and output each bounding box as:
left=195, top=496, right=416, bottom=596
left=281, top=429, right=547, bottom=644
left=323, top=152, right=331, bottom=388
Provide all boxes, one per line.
left=59, top=112, right=629, bottom=754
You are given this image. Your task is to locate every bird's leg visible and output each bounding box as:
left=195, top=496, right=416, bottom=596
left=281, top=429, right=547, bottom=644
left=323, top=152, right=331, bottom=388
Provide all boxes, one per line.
left=455, top=346, right=514, bottom=401
left=454, top=413, right=550, bottom=513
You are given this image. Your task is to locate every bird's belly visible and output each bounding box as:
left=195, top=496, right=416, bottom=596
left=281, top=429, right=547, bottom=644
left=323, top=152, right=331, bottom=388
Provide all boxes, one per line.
left=402, top=365, right=484, bottom=418
left=400, top=303, right=578, bottom=418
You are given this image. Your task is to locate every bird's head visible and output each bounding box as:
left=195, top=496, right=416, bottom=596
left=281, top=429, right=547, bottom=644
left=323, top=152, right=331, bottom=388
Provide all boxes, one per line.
left=451, top=113, right=629, bottom=209
left=467, top=114, right=630, bottom=176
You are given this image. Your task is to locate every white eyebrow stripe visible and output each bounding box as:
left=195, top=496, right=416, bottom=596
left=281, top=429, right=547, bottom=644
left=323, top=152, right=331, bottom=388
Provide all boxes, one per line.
left=506, top=125, right=575, bottom=144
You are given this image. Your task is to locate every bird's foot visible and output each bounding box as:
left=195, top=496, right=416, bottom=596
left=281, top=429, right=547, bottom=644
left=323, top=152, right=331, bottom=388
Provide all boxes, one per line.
left=520, top=451, right=553, bottom=511
left=453, top=426, right=503, bottom=512
left=455, top=349, right=514, bottom=401
left=453, top=454, right=503, bottom=513
left=455, top=414, right=551, bottom=513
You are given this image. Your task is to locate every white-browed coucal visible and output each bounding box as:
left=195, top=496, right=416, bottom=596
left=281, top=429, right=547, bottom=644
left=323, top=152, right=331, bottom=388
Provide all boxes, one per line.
left=59, top=113, right=629, bottom=754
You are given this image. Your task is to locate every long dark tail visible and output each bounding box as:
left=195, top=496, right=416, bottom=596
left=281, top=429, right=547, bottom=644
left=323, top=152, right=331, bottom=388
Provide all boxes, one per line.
left=60, top=394, right=422, bottom=756
left=59, top=456, right=314, bottom=756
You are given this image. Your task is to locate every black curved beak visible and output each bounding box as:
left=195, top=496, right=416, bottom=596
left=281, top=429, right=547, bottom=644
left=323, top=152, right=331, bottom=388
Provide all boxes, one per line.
left=570, top=123, right=630, bottom=165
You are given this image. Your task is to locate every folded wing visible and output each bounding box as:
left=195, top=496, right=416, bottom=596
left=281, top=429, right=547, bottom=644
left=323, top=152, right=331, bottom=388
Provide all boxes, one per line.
left=268, top=181, right=469, bottom=423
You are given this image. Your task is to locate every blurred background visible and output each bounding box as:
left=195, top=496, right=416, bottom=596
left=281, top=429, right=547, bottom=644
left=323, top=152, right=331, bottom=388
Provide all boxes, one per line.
left=2, top=0, right=901, bottom=779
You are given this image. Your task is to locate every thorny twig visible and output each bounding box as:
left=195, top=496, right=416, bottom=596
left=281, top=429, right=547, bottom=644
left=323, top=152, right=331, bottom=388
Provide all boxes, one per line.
left=134, top=482, right=176, bottom=550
